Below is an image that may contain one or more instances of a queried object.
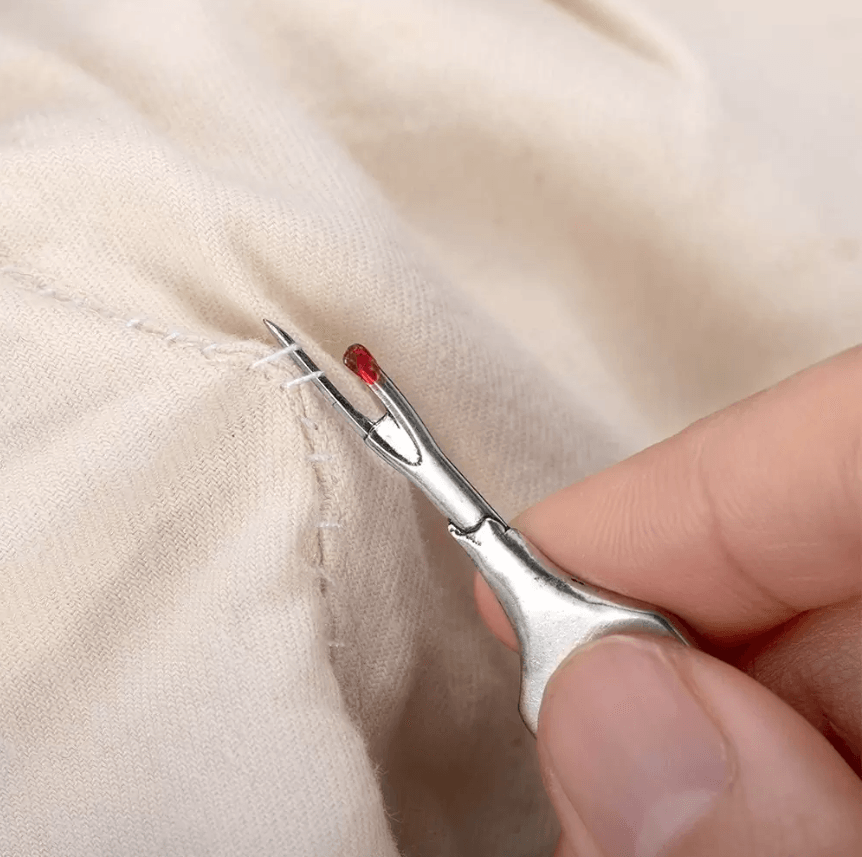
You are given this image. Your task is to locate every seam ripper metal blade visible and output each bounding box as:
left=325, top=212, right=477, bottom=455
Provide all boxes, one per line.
left=263, top=319, right=693, bottom=735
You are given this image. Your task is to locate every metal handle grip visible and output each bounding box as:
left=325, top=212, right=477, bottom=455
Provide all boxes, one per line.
left=448, top=517, right=692, bottom=735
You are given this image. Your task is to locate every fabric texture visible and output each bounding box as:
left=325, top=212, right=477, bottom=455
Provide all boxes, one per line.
left=1, top=0, right=860, bottom=854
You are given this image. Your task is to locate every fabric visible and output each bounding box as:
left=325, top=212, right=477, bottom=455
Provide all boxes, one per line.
left=1, top=0, right=860, bottom=854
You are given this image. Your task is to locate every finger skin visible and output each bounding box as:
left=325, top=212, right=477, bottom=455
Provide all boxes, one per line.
left=476, top=565, right=862, bottom=769
left=538, top=636, right=862, bottom=857
left=737, top=598, right=862, bottom=775
left=474, top=569, right=518, bottom=650
left=471, top=344, right=862, bottom=844
left=515, top=345, right=862, bottom=642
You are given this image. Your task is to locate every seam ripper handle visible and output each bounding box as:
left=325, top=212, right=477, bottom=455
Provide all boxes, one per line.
left=260, top=322, right=695, bottom=738
left=448, top=517, right=693, bottom=735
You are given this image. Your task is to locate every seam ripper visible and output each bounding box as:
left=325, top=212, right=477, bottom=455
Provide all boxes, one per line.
left=263, top=320, right=693, bottom=735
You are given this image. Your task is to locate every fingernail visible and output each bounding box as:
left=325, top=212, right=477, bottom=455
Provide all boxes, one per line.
left=538, top=636, right=728, bottom=857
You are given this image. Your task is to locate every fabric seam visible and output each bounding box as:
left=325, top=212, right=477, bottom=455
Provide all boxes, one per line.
left=2, top=262, right=342, bottom=642
left=1, top=264, right=319, bottom=390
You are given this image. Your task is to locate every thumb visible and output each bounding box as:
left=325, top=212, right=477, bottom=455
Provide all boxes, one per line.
left=538, top=635, right=862, bottom=857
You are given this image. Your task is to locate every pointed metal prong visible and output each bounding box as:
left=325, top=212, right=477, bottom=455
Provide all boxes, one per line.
left=262, top=319, right=374, bottom=435
left=262, top=319, right=288, bottom=341
left=263, top=318, right=295, bottom=346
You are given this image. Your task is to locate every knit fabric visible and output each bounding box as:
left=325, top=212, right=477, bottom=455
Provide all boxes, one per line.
left=1, top=1, right=860, bottom=854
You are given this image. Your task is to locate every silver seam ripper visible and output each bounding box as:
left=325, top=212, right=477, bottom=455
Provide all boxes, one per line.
left=263, top=320, right=693, bottom=735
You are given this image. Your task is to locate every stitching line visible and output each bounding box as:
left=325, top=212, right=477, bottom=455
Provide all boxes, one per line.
left=3, top=262, right=345, bottom=641
left=1, top=265, right=322, bottom=390
left=299, top=391, right=343, bottom=646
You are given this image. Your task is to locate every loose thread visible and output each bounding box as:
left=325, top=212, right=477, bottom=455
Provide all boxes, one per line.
left=281, top=370, right=322, bottom=390
left=249, top=344, right=299, bottom=369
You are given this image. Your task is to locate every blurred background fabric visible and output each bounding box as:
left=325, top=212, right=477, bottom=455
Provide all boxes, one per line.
left=0, top=1, right=860, bottom=854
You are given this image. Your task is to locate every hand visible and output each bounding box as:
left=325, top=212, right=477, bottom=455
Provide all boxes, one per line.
left=475, top=346, right=862, bottom=856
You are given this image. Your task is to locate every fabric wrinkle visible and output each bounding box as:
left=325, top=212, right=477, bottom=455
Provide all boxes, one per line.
left=1, top=0, right=861, bottom=854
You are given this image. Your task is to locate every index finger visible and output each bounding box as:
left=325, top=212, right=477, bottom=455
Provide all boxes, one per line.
left=514, top=345, right=862, bottom=643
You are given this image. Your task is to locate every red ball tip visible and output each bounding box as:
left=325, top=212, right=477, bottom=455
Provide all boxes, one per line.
left=343, top=344, right=380, bottom=385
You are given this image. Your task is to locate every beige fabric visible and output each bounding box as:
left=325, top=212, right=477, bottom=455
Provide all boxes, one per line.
left=1, top=0, right=860, bottom=854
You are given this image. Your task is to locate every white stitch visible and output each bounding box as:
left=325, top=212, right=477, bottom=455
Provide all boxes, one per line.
left=4, top=271, right=321, bottom=397
left=317, top=522, right=341, bottom=529
left=328, top=641, right=345, bottom=648
left=307, top=453, right=333, bottom=462
left=249, top=344, right=299, bottom=369
left=281, top=370, right=322, bottom=390
left=301, top=417, right=318, bottom=429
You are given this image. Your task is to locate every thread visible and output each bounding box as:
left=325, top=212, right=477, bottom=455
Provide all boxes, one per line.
left=249, top=344, right=299, bottom=369
left=281, top=370, right=323, bottom=390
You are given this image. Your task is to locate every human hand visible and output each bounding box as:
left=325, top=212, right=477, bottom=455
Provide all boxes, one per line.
left=475, top=347, right=862, bottom=856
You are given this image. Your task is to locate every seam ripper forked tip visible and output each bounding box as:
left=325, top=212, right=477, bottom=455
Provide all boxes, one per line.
left=263, top=319, right=693, bottom=735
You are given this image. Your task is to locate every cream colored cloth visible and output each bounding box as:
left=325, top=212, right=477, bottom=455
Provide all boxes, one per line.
left=1, top=1, right=860, bottom=854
